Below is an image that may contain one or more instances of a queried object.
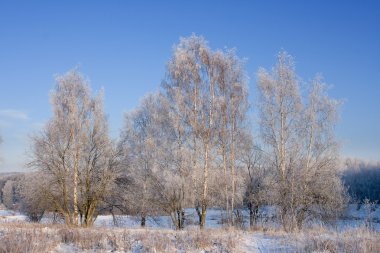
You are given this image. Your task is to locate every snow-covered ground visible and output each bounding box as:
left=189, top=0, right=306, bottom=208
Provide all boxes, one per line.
left=0, top=209, right=25, bottom=222
left=1, top=205, right=380, bottom=233
left=0, top=205, right=379, bottom=252
left=2, top=205, right=378, bottom=230
left=94, top=205, right=380, bottom=231
left=338, top=204, right=380, bottom=231
left=95, top=208, right=225, bottom=229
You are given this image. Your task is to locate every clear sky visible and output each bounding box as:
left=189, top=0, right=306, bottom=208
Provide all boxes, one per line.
left=0, top=1, right=379, bottom=171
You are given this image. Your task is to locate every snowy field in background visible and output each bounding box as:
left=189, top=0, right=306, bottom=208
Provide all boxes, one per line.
left=96, top=205, right=380, bottom=231
left=0, top=209, right=25, bottom=222
left=1, top=205, right=379, bottom=231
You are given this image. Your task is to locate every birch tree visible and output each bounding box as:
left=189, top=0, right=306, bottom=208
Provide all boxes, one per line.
left=257, top=51, right=301, bottom=231
left=163, top=35, right=216, bottom=228
left=212, top=49, right=249, bottom=225
left=157, top=93, right=193, bottom=229
left=294, top=77, right=347, bottom=228
left=29, top=70, right=118, bottom=227
left=257, top=51, right=347, bottom=231
left=120, top=94, right=161, bottom=227
left=120, top=93, right=193, bottom=229
left=163, top=35, right=249, bottom=228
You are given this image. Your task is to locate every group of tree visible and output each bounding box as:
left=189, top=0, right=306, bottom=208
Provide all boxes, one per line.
left=342, top=158, right=380, bottom=203
left=119, top=35, right=249, bottom=229
left=1, top=35, right=355, bottom=231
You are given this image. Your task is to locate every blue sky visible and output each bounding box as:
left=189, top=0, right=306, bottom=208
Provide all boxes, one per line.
left=0, top=1, right=379, bottom=171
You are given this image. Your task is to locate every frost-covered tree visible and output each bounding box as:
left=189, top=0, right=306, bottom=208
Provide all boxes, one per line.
left=343, top=159, right=380, bottom=202
left=257, top=51, right=347, bottom=231
left=120, top=94, right=162, bottom=227
left=163, top=35, right=249, bottom=228
left=2, top=180, right=15, bottom=209
left=294, top=77, right=347, bottom=227
left=213, top=49, right=249, bottom=225
left=18, top=172, right=48, bottom=222
left=163, top=35, right=216, bottom=228
left=29, top=70, right=119, bottom=227
left=0, top=174, right=22, bottom=207
left=120, top=93, right=193, bottom=229
left=239, top=132, right=274, bottom=228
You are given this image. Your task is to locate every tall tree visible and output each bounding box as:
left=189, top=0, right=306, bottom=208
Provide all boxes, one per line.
left=163, top=35, right=249, bottom=228
left=164, top=35, right=215, bottom=228
left=120, top=94, right=161, bottom=227
left=257, top=51, right=302, bottom=231
left=294, top=77, right=347, bottom=228
left=29, top=70, right=118, bottom=227
left=257, top=51, right=347, bottom=231
left=212, top=49, right=249, bottom=225
left=120, top=93, right=193, bottom=229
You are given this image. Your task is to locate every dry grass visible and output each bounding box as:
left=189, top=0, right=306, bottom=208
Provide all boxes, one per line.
left=1, top=221, right=379, bottom=253
left=295, top=226, right=380, bottom=253
left=0, top=222, right=240, bottom=253
left=239, top=224, right=380, bottom=252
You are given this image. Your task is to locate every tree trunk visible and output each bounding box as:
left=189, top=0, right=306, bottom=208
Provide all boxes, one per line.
left=73, top=130, right=79, bottom=226
left=221, top=90, right=229, bottom=226
left=222, top=124, right=229, bottom=225
left=111, top=209, right=118, bottom=227
left=141, top=216, right=146, bottom=227
left=231, top=113, right=236, bottom=226
left=195, top=204, right=202, bottom=225
left=200, top=142, right=209, bottom=229
left=176, top=209, right=185, bottom=229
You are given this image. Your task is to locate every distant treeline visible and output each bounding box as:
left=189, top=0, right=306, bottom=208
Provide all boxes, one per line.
left=342, top=159, right=380, bottom=203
